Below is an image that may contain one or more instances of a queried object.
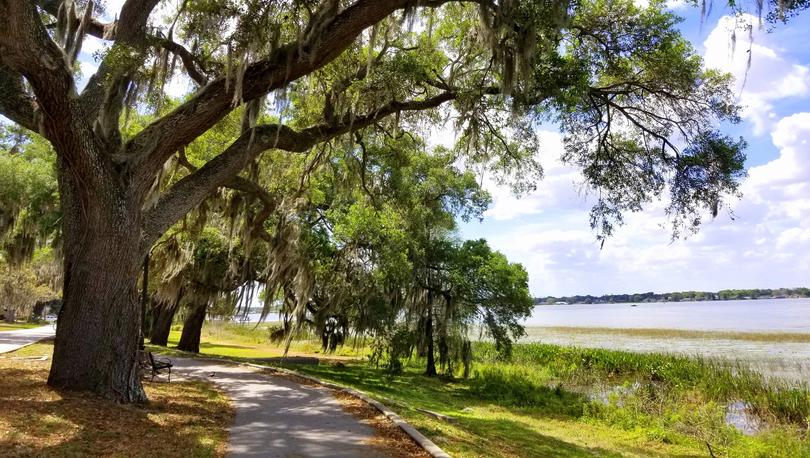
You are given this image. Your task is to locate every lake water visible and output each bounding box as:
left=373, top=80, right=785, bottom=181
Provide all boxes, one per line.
left=524, top=298, right=810, bottom=332
left=522, top=298, right=810, bottom=382
left=240, top=312, right=280, bottom=323
left=234, top=299, right=810, bottom=380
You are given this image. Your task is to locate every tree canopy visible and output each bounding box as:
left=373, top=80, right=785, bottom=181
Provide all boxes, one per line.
left=0, top=0, right=749, bottom=401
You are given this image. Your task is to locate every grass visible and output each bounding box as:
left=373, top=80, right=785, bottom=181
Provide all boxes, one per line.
left=163, top=321, right=367, bottom=360
left=0, top=341, right=233, bottom=457
left=0, top=322, right=48, bottom=331
left=526, top=326, right=810, bottom=343
left=289, top=361, right=704, bottom=457
left=476, top=343, right=810, bottom=425
left=151, top=321, right=810, bottom=457
left=289, top=356, right=810, bottom=457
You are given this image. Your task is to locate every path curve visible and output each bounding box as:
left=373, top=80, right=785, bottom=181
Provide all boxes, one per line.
left=171, top=357, right=387, bottom=458
left=0, top=325, right=55, bottom=353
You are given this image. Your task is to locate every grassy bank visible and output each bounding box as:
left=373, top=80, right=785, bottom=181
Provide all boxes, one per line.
left=163, top=321, right=366, bottom=360
left=525, top=326, right=810, bottom=343
left=290, top=346, right=810, bottom=457
left=152, top=322, right=810, bottom=457
left=0, top=341, right=233, bottom=457
left=0, top=322, right=47, bottom=332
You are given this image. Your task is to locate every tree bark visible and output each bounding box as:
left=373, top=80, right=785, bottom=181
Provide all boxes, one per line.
left=149, top=294, right=181, bottom=347
left=425, top=306, right=437, bottom=377
left=176, top=303, right=207, bottom=353
left=47, top=161, right=147, bottom=403
left=140, top=254, right=150, bottom=347
left=0, top=0, right=482, bottom=405
left=462, top=340, right=472, bottom=379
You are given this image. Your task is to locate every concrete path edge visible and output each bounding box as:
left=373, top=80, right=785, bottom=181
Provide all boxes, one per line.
left=11, top=336, right=55, bottom=353
left=261, top=366, right=452, bottom=458
left=188, top=355, right=452, bottom=458
left=0, top=325, right=56, bottom=354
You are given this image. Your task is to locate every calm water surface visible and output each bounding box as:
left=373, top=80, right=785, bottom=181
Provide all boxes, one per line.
left=523, top=298, right=810, bottom=382
left=525, top=298, right=810, bottom=332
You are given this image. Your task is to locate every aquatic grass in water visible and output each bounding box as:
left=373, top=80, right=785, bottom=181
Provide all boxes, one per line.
left=467, top=342, right=810, bottom=455
left=473, top=342, right=810, bottom=427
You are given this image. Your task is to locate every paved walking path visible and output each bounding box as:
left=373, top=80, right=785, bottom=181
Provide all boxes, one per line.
left=0, top=325, right=55, bottom=353
left=171, top=357, right=387, bottom=458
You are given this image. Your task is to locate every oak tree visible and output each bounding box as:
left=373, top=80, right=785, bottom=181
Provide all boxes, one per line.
left=0, top=0, right=744, bottom=402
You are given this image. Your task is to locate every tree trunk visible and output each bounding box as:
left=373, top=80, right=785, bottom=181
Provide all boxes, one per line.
left=140, top=253, right=150, bottom=347
left=177, top=303, right=207, bottom=353
left=47, top=163, right=147, bottom=403
left=462, top=340, right=472, bottom=379
left=149, top=298, right=180, bottom=346
left=425, top=307, right=437, bottom=377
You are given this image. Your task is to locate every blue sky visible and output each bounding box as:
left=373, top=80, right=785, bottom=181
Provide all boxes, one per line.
left=460, top=4, right=810, bottom=296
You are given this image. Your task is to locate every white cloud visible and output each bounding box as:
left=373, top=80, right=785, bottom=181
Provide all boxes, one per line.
left=81, top=36, right=107, bottom=56
left=703, top=14, right=810, bottom=134
left=665, top=0, right=689, bottom=10
left=99, top=0, right=127, bottom=21
left=483, top=130, right=587, bottom=220
left=470, top=113, right=810, bottom=296
left=635, top=0, right=687, bottom=9
left=79, top=61, right=99, bottom=79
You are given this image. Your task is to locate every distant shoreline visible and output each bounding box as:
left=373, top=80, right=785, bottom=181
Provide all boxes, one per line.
left=535, top=295, right=810, bottom=306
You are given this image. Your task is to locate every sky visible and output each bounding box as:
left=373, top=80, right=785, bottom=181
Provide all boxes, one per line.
left=8, top=1, right=810, bottom=298
left=459, top=5, right=810, bottom=296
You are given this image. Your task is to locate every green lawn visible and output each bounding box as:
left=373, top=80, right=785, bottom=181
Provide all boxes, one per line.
left=162, top=321, right=367, bottom=360
left=0, top=322, right=47, bottom=332
left=151, top=322, right=810, bottom=457
left=287, top=361, right=704, bottom=457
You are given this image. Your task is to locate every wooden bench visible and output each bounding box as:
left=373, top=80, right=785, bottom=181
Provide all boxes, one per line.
left=138, top=350, right=173, bottom=382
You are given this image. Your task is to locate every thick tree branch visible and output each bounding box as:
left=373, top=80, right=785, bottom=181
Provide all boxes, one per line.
left=37, top=0, right=115, bottom=39
left=129, top=0, right=491, bottom=195
left=0, top=61, right=39, bottom=133
left=78, top=0, right=160, bottom=134
left=114, top=0, right=161, bottom=44
left=142, top=90, right=462, bottom=249
left=0, top=0, right=77, bottom=145
left=142, top=124, right=307, bottom=248
left=157, top=38, right=208, bottom=86
left=176, top=149, right=273, bottom=207
left=38, top=0, right=209, bottom=86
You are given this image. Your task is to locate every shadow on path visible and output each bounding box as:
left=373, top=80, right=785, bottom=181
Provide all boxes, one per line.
left=171, top=357, right=387, bottom=458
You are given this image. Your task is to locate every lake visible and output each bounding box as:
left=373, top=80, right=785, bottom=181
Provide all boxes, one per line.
left=522, top=298, right=810, bottom=382
left=524, top=298, right=810, bottom=332
left=236, top=299, right=810, bottom=381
